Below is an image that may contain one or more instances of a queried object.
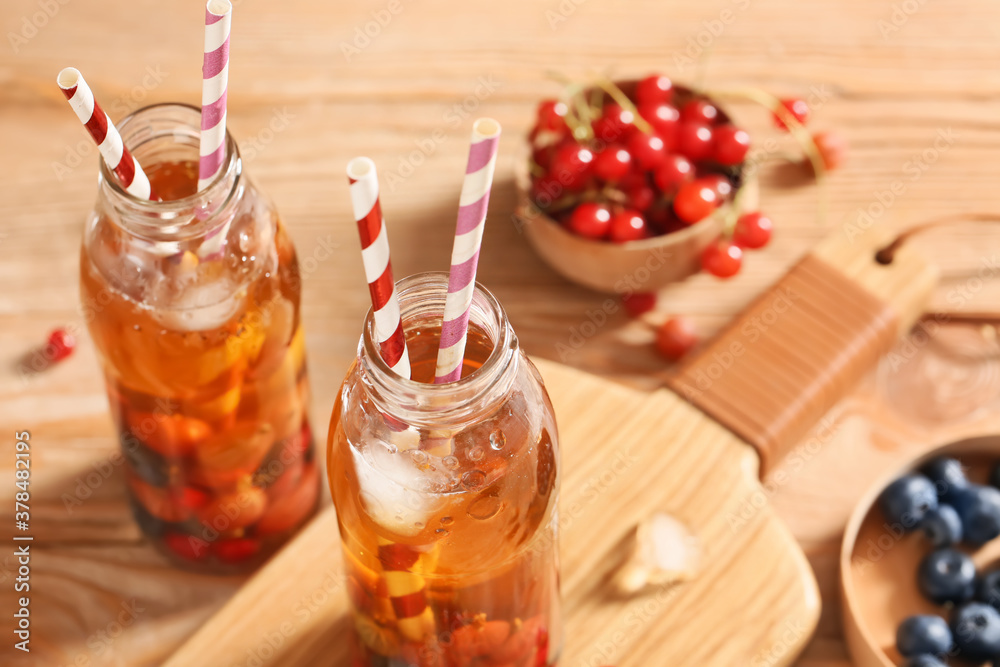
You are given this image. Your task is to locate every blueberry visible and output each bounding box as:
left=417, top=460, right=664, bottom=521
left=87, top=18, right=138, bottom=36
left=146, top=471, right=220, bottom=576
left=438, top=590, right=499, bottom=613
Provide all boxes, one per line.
left=951, top=602, right=1000, bottom=660
left=903, top=657, right=947, bottom=667
left=923, top=456, right=969, bottom=501
left=896, top=614, right=953, bottom=657
left=879, top=474, right=938, bottom=530
left=921, top=504, right=963, bottom=547
left=918, top=548, right=976, bottom=604
left=977, top=569, right=1000, bottom=611
left=990, top=461, right=1000, bottom=490
left=952, top=484, right=1000, bottom=545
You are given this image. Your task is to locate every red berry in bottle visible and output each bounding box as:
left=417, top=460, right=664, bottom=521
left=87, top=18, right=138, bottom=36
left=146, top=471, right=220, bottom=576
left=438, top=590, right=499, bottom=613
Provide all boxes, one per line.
left=567, top=202, right=612, bottom=239
left=608, top=209, right=650, bottom=243
left=550, top=143, right=594, bottom=191
left=656, top=317, right=698, bottom=361
left=536, top=99, right=569, bottom=132
left=591, top=145, right=632, bottom=183
left=592, top=104, right=636, bottom=143
left=773, top=98, right=809, bottom=130
left=626, top=132, right=668, bottom=170
left=623, top=292, right=657, bottom=317
left=733, top=212, right=773, bottom=249
left=47, top=327, right=76, bottom=362
left=636, top=75, right=674, bottom=105
left=676, top=122, right=714, bottom=162
left=215, top=537, right=260, bottom=564
left=701, top=240, right=743, bottom=278
left=164, top=532, right=209, bottom=561
left=653, top=154, right=694, bottom=192
left=638, top=103, right=680, bottom=145
left=812, top=130, right=848, bottom=171
left=673, top=179, right=718, bottom=224
left=680, top=99, right=719, bottom=125
left=712, top=125, right=751, bottom=166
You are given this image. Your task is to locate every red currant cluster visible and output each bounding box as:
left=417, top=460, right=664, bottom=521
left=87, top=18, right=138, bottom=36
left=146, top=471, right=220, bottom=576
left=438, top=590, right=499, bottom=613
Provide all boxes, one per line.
left=529, top=76, right=752, bottom=249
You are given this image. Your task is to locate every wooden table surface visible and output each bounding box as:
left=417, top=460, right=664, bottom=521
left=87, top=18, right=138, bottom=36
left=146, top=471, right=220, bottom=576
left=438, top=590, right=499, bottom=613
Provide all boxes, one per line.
left=3, top=0, right=1000, bottom=665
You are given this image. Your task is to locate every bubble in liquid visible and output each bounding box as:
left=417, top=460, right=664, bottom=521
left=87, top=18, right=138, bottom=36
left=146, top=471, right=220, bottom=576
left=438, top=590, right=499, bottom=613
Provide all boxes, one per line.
left=436, top=528, right=450, bottom=537
left=468, top=446, right=485, bottom=462
left=467, top=494, right=503, bottom=521
left=409, top=450, right=429, bottom=466
left=462, top=470, right=486, bottom=491
left=440, top=516, right=454, bottom=526
left=386, top=444, right=398, bottom=455
left=415, top=521, right=425, bottom=529
left=489, top=431, right=506, bottom=451
left=443, top=456, right=460, bottom=470
left=133, top=324, right=142, bottom=331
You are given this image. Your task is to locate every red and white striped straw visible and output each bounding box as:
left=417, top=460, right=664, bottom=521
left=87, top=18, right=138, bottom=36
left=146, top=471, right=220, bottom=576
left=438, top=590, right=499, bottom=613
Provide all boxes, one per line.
left=57, top=68, right=152, bottom=200
left=198, top=0, right=232, bottom=191
left=347, top=157, right=411, bottom=378
left=433, top=118, right=501, bottom=384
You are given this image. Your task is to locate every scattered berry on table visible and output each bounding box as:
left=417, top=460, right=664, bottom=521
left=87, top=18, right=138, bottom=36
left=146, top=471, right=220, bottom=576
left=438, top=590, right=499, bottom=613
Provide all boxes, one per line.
left=812, top=130, right=848, bottom=171
left=655, top=317, right=697, bottom=361
left=895, top=614, right=953, bottom=658
left=47, top=327, right=76, bottom=361
left=918, top=548, right=976, bottom=605
left=700, top=240, right=743, bottom=279
left=950, top=602, right=1000, bottom=660
left=773, top=98, right=809, bottom=130
left=951, top=484, right=1000, bottom=545
left=878, top=474, right=938, bottom=529
left=920, top=504, right=963, bottom=547
left=733, top=212, right=773, bottom=250
left=922, top=457, right=969, bottom=502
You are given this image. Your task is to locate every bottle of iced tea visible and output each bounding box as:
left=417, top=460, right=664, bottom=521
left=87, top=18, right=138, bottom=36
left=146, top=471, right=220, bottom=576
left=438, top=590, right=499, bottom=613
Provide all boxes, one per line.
left=80, top=103, right=319, bottom=573
left=327, top=272, right=561, bottom=666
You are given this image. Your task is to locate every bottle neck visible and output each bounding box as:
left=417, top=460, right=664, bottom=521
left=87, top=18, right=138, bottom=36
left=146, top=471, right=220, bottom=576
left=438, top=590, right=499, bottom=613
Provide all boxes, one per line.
left=98, top=103, right=242, bottom=249
left=359, top=272, right=519, bottom=428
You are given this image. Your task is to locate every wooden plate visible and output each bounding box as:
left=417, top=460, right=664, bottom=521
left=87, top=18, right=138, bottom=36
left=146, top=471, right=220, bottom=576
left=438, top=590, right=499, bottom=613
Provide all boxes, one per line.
left=841, top=436, right=1000, bottom=667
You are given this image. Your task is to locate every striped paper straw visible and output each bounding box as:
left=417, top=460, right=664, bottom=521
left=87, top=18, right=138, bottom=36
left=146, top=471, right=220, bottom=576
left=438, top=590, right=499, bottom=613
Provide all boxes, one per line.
left=198, top=0, right=232, bottom=191
left=57, top=68, right=152, bottom=200
left=348, top=157, right=411, bottom=378
left=433, top=118, right=501, bottom=384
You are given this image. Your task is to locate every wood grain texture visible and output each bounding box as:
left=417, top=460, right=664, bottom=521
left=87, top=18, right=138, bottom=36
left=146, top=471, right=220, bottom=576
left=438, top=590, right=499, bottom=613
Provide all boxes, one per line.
left=165, top=358, right=820, bottom=667
left=2, top=0, right=1000, bottom=665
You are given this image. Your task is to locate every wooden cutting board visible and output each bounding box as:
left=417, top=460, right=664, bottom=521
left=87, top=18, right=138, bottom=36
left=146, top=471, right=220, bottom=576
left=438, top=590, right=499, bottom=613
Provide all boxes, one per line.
left=164, top=357, right=820, bottom=667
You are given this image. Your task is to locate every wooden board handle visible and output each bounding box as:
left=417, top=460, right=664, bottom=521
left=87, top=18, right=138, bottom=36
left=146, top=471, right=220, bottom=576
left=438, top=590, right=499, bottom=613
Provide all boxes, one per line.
left=668, top=226, right=938, bottom=477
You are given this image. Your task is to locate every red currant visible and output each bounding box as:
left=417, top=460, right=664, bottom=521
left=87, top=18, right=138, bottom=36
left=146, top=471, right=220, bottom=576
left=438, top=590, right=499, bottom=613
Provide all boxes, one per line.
left=712, top=125, right=750, bottom=166
left=550, top=143, right=594, bottom=191
left=676, top=122, right=714, bottom=162
left=626, top=132, right=668, bottom=170
left=656, top=317, right=698, bottom=361
left=646, top=205, right=685, bottom=235
left=215, top=538, right=260, bottom=564
left=733, top=212, right=773, bottom=249
left=638, top=103, right=680, bottom=145
left=773, top=98, right=809, bottom=130
left=625, top=182, right=656, bottom=212
left=653, top=154, right=693, bottom=192
left=164, top=533, right=209, bottom=561
left=636, top=75, right=674, bottom=105
left=592, top=104, right=636, bottom=143
left=592, top=145, right=633, bottom=182
left=536, top=100, right=569, bottom=132
left=812, top=130, right=848, bottom=171
left=567, top=203, right=612, bottom=239
left=530, top=174, right=562, bottom=207
left=701, top=240, right=743, bottom=278
left=47, top=327, right=76, bottom=361
left=608, top=209, right=650, bottom=243
left=680, top=99, right=719, bottom=125
left=623, top=292, right=657, bottom=317
left=673, top=179, right=718, bottom=224
left=702, top=174, right=733, bottom=200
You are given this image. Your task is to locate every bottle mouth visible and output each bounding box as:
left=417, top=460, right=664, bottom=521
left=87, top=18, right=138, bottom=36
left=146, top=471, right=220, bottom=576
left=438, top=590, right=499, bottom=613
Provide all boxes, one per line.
left=360, top=272, right=518, bottom=426
left=99, top=102, right=241, bottom=243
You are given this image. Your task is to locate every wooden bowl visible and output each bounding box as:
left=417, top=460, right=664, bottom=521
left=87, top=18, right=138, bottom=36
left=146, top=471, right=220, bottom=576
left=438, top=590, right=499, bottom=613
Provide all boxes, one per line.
left=513, top=84, right=757, bottom=294
left=841, top=436, right=1000, bottom=667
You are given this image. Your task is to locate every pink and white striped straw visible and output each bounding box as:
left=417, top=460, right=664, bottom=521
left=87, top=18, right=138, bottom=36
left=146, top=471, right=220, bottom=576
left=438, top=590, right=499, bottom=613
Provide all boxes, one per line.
left=347, top=157, right=411, bottom=379
left=57, top=68, right=153, bottom=200
left=433, top=118, right=502, bottom=384
left=198, top=0, right=232, bottom=191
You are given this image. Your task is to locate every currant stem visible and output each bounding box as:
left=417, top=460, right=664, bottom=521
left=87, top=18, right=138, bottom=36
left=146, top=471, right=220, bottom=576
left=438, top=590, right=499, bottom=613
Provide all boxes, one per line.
left=593, top=76, right=655, bottom=135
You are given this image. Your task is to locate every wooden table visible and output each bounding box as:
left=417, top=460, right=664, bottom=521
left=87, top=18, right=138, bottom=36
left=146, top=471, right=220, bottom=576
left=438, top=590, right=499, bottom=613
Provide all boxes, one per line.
left=3, top=0, right=1000, bottom=664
